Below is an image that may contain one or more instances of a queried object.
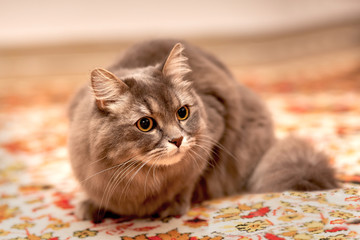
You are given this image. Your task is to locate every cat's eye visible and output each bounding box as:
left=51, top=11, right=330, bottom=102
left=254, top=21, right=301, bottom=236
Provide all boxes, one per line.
left=136, top=117, right=156, bottom=132
left=176, top=105, right=190, bottom=121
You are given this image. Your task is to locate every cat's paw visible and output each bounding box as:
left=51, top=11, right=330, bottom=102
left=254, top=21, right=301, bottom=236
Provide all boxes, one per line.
left=154, top=200, right=190, bottom=219
left=75, top=198, right=92, bottom=220
left=75, top=198, right=106, bottom=223
left=75, top=197, right=122, bottom=223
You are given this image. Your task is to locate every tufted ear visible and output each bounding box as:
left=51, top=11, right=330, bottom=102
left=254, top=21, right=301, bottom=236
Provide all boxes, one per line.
left=162, top=43, right=192, bottom=88
left=90, top=68, right=129, bottom=111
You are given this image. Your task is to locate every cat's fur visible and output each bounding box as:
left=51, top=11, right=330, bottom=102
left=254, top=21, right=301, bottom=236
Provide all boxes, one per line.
left=68, top=39, right=338, bottom=221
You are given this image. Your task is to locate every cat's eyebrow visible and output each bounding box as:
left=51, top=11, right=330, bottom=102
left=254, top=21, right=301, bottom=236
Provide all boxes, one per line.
left=177, top=91, right=194, bottom=106
left=128, top=107, right=152, bottom=124
left=143, top=97, right=160, bottom=115
left=138, top=104, right=151, bottom=116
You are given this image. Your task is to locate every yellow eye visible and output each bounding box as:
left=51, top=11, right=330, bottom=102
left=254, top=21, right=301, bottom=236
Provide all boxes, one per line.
left=136, top=117, right=155, bottom=132
left=176, top=105, right=190, bottom=121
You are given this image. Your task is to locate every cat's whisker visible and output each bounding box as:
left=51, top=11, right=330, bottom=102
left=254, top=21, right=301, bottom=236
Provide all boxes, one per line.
left=103, top=159, right=140, bottom=211
left=144, top=154, right=163, bottom=198
left=198, top=141, right=221, bottom=158
left=187, top=149, right=202, bottom=172
left=101, top=164, right=141, bottom=219
left=152, top=157, right=160, bottom=189
left=196, top=145, right=222, bottom=170
left=97, top=156, right=139, bottom=218
left=149, top=151, right=166, bottom=161
left=188, top=139, right=215, bottom=159
left=120, top=158, right=153, bottom=201
left=80, top=159, right=133, bottom=184
left=107, top=152, right=159, bottom=205
left=148, top=148, right=166, bottom=155
left=88, top=155, right=107, bottom=166
left=144, top=164, right=154, bottom=198
left=188, top=144, right=223, bottom=184
left=188, top=146, right=216, bottom=170
left=198, top=134, right=240, bottom=163
left=190, top=141, right=219, bottom=169
left=198, top=135, right=233, bottom=153
left=97, top=164, right=125, bottom=220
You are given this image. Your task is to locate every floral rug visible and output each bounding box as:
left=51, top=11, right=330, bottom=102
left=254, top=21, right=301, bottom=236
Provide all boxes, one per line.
left=1, top=65, right=360, bottom=239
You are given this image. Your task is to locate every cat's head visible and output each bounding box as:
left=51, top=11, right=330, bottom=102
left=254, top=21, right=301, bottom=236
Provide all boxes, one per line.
left=90, top=43, right=207, bottom=167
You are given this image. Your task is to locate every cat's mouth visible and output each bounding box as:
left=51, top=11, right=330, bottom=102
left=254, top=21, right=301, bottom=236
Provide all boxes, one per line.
left=150, top=147, right=188, bottom=166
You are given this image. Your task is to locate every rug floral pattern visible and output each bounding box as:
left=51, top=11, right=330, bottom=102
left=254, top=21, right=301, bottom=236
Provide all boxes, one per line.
left=0, top=69, right=359, bottom=239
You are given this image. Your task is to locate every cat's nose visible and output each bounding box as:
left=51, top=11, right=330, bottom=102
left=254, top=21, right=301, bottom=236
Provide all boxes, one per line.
left=169, top=136, right=183, bottom=148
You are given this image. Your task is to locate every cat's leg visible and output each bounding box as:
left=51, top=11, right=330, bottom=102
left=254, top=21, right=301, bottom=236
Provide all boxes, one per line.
left=74, top=192, right=119, bottom=223
left=154, top=186, right=193, bottom=218
left=247, top=137, right=339, bottom=193
left=75, top=198, right=105, bottom=222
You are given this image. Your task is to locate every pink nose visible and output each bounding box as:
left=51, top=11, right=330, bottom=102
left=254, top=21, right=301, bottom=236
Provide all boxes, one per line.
left=169, top=136, right=183, bottom=148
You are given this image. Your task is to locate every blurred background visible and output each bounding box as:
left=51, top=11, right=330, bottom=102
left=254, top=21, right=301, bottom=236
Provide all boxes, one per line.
left=1, top=0, right=360, bottom=103
left=1, top=0, right=360, bottom=217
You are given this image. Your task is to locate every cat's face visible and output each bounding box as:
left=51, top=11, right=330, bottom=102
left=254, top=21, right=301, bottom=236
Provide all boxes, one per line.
left=90, top=44, right=207, bottom=167
left=108, top=70, right=204, bottom=166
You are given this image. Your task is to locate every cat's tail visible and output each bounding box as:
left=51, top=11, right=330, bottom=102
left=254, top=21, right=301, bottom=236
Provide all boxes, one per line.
left=248, top=136, right=339, bottom=193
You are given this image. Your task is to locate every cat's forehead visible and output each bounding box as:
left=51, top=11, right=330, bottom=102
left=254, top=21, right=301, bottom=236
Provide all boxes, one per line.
left=118, top=66, right=161, bottom=84
left=123, top=68, right=190, bottom=104
left=128, top=78, right=194, bottom=120
left=113, top=66, right=194, bottom=121
left=133, top=81, right=179, bottom=110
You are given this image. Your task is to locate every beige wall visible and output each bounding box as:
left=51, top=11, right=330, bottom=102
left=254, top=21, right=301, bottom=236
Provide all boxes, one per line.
left=1, top=0, right=360, bottom=48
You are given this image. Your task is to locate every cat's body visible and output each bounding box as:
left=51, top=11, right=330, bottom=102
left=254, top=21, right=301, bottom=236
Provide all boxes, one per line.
left=68, top=39, right=338, bottom=220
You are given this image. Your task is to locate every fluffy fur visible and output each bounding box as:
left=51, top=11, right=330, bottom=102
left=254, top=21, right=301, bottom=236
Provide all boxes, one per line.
left=68, top=39, right=338, bottom=221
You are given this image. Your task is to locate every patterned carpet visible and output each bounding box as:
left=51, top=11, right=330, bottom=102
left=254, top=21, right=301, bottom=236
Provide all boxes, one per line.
left=0, top=59, right=360, bottom=239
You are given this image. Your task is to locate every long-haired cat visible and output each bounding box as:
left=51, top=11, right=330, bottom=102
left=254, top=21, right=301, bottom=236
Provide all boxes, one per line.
left=68, top=39, right=338, bottom=221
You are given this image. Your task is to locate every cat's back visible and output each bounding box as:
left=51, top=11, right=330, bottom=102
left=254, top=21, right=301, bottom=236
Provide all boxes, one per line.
left=109, top=39, right=233, bottom=79
left=108, top=39, right=239, bottom=104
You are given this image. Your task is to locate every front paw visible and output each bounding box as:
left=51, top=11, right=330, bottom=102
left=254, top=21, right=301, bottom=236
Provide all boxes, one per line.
left=75, top=199, right=106, bottom=223
left=154, top=200, right=190, bottom=219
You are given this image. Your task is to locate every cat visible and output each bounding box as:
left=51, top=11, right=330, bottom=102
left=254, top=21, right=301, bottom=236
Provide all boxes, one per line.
left=68, top=39, right=338, bottom=221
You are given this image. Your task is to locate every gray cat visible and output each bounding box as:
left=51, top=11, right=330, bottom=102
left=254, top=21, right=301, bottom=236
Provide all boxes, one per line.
left=68, top=39, right=338, bottom=221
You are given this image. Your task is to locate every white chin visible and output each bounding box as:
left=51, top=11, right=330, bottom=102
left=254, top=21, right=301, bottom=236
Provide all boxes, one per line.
left=153, top=150, right=186, bottom=166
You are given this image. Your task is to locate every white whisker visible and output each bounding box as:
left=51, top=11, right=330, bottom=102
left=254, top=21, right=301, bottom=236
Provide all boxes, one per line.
left=88, top=155, right=107, bottom=166
left=96, top=156, right=138, bottom=218
left=80, top=160, right=131, bottom=184
left=144, top=153, right=163, bottom=198
left=187, top=149, right=202, bottom=172
left=198, top=134, right=239, bottom=163
left=103, top=160, right=139, bottom=211
left=120, top=158, right=153, bottom=200
left=97, top=164, right=124, bottom=219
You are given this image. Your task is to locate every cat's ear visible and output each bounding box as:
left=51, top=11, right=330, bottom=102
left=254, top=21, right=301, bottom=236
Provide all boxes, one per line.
left=162, top=43, right=192, bottom=88
left=90, top=68, right=128, bottom=111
